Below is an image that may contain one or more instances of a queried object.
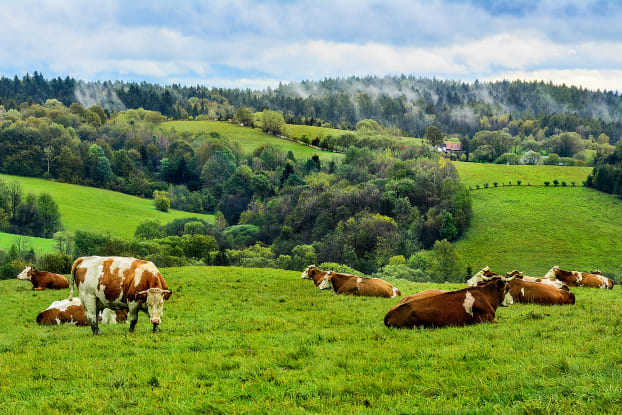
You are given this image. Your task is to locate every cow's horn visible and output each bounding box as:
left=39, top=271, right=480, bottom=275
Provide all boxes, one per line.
left=503, top=274, right=517, bottom=282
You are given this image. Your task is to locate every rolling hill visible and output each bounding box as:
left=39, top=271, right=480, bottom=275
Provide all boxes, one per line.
left=0, top=174, right=214, bottom=252
left=452, top=162, right=622, bottom=279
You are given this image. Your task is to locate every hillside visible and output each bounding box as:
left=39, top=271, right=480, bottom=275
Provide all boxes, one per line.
left=0, top=174, right=214, bottom=244
left=452, top=163, right=622, bottom=278
left=1, top=266, right=620, bottom=413
left=160, top=121, right=344, bottom=161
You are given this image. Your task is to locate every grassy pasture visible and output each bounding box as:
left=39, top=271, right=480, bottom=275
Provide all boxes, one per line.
left=1, top=266, right=621, bottom=414
left=161, top=121, right=343, bottom=161
left=0, top=233, right=55, bottom=255
left=0, top=174, right=214, bottom=248
left=453, top=162, right=593, bottom=188
left=452, top=162, right=622, bottom=279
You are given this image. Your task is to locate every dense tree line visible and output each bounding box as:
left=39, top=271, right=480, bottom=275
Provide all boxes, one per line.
left=2, top=73, right=622, bottom=141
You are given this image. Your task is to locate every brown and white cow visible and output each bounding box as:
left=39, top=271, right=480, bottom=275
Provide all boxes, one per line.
left=17, top=266, right=69, bottom=290
left=36, top=297, right=128, bottom=326
left=70, top=256, right=172, bottom=335
left=545, top=266, right=614, bottom=289
left=467, top=266, right=567, bottom=291
left=301, top=265, right=328, bottom=287
left=384, top=278, right=513, bottom=329
left=318, top=271, right=401, bottom=298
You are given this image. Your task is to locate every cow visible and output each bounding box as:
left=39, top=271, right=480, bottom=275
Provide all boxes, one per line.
left=467, top=266, right=567, bottom=291
left=384, top=277, right=513, bottom=329
left=545, top=266, right=614, bottom=289
left=317, top=271, right=401, bottom=298
left=36, top=297, right=128, bottom=326
left=301, top=265, right=328, bottom=287
left=477, top=274, right=575, bottom=306
left=70, top=256, right=172, bottom=335
left=17, top=266, right=70, bottom=290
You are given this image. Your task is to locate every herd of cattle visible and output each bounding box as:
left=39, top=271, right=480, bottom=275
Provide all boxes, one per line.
left=302, top=264, right=616, bottom=329
left=15, top=256, right=616, bottom=334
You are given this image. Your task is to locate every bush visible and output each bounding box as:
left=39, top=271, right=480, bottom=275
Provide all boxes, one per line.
left=372, top=264, right=430, bottom=282
left=37, top=253, right=73, bottom=274
left=154, top=195, right=170, bottom=212
left=318, top=262, right=364, bottom=275
left=0, top=260, right=27, bottom=280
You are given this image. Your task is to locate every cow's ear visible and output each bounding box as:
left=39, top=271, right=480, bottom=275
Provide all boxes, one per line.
left=164, top=290, right=173, bottom=300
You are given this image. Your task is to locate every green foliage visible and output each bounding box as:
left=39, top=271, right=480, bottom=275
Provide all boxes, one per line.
left=0, top=259, right=26, bottom=280
left=37, top=252, right=73, bottom=274
left=430, top=239, right=465, bottom=283
left=373, top=264, right=430, bottom=282
left=154, top=191, right=171, bottom=212
left=317, top=262, right=363, bottom=275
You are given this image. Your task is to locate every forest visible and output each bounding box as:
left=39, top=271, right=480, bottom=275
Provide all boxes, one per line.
left=0, top=72, right=620, bottom=279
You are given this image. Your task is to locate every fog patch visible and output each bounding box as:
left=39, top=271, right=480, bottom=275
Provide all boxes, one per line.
left=74, top=81, right=126, bottom=112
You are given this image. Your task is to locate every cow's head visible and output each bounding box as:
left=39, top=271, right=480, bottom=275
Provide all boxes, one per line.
left=135, top=288, right=173, bottom=326
left=477, top=275, right=515, bottom=306
left=301, top=265, right=316, bottom=280
left=318, top=271, right=334, bottom=290
left=544, top=266, right=560, bottom=279
left=17, top=266, right=33, bottom=281
left=466, top=266, right=491, bottom=287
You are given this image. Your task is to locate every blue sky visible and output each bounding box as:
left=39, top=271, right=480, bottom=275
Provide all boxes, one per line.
left=1, top=0, right=622, bottom=92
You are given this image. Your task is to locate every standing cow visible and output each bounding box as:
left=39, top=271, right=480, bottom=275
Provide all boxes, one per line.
left=17, top=266, right=69, bottom=290
left=70, top=256, right=172, bottom=335
left=545, top=266, right=614, bottom=289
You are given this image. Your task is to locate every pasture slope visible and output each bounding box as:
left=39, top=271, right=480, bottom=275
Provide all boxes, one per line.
left=453, top=162, right=622, bottom=280
left=160, top=121, right=344, bottom=161
left=0, top=173, right=214, bottom=252
left=1, top=266, right=621, bottom=414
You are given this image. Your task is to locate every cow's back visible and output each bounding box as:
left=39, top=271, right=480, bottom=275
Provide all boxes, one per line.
left=37, top=298, right=89, bottom=326
left=358, top=278, right=401, bottom=298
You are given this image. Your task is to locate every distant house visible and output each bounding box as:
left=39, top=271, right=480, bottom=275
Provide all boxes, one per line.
left=445, top=142, right=461, bottom=151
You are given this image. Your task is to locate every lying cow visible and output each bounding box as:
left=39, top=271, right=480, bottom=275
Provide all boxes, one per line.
left=37, top=297, right=128, bottom=326
left=467, top=266, right=567, bottom=290
left=301, top=265, right=328, bottom=287
left=384, top=278, right=513, bottom=329
left=70, top=256, right=172, bottom=335
left=318, top=271, right=401, bottom=298
left=17, top=266, right=69, bottom=290
left=545, top=266, right=614, bottom=289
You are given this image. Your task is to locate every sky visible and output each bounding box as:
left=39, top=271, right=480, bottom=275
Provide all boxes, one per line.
left=1, top=0, right=622, bottom=92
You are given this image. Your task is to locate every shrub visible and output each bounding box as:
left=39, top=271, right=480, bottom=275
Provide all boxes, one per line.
left=544, top=181, right=550, bottom=186
left=318, top=262, right=364, bottom=275
left=516, top=180, right=522, bottom=186
left=373, top=264, right=430, bottom=282
left=553, top=179, right=559, bottom=186
left=37, top=253, right=73, bottom=274
left=154, top=195, right=170, bottom=212
left=0, top=260, right=27, bottom=280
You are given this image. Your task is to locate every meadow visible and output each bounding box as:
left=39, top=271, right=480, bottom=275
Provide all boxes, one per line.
left=1, top=266, right=621, bottom=414
left=451, top=162, right=622, bottom=280
left=161, top=121, right=344, bottom=161
left=0, top=174, right=214, bottom=252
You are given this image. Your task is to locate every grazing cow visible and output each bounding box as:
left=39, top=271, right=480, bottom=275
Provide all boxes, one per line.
left=37, top=298, right=128, bottom=326
left=545, top=266, right=614, bottom=289
left=301, top=265, right=328, bottom=287
left=70, top=256, right=172, bottom=335
left=317, top=271, right=401, bottom=298
left=384, top=278, right=513, bottom=329
left=467, top=266, right=567, bottom=290
left=17, top=266, right=69, bottom=290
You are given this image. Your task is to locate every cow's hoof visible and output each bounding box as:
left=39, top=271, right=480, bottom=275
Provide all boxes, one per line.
left=152, top=324, right=160, bottom=333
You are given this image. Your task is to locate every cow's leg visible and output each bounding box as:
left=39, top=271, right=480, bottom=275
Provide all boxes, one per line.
left=128, top=303, right=140, bottom=333
left=82, top=296, right=101, bottom=335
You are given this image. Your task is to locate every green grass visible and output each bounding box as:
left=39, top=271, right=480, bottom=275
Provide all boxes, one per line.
left=1, top=266, right=620, bottom=414
left=0, top=233, right=55, bottom=255
left=0, top=174, right=214, bottom=246
left=161, top=121, right=343, bottom=161
left=452, top=162, right=622, bottom=279
left=453, top=161, right=593, bottom=188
